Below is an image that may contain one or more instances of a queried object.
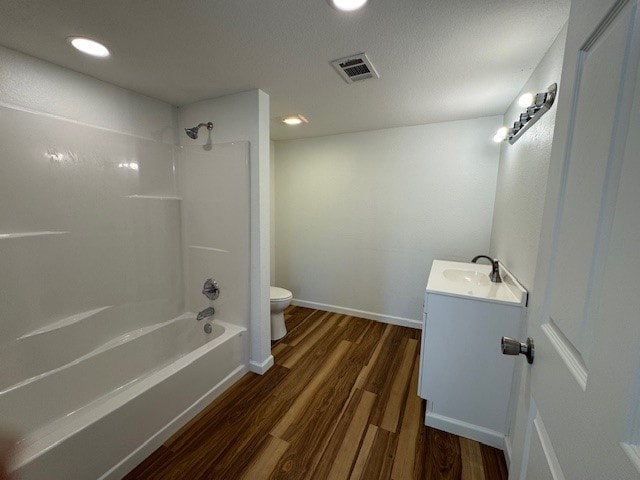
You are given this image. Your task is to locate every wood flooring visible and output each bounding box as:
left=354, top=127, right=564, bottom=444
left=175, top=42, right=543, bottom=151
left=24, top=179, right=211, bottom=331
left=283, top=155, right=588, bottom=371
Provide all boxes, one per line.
left=124, top=306, right=508, bottom=480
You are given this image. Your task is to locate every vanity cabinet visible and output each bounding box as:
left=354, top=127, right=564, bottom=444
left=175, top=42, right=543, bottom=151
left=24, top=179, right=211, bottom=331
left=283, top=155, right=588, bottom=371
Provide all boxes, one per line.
left=418, top=260, right=527, bottom=449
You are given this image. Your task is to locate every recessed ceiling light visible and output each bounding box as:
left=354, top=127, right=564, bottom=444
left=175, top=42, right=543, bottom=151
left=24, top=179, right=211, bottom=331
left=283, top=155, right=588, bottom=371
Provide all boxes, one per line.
left=327, top=0, right=368, bottom=12
left=282, top=115, right=308, bottom=126
left=68, top=37, right=110, bottom=57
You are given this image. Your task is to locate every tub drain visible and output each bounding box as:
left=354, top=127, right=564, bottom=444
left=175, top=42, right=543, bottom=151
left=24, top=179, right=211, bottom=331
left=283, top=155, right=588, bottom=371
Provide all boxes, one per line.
left=204, top=323, right=213, bottom=334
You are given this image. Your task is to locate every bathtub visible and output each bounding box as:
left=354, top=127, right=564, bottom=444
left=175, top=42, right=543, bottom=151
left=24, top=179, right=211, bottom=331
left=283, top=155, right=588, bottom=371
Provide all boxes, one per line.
left=2, top=312, right=247, bottom=480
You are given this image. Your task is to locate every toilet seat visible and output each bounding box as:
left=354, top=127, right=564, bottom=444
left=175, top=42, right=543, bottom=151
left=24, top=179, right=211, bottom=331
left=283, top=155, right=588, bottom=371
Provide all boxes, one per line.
left=270, top=287, right=292, bottom=301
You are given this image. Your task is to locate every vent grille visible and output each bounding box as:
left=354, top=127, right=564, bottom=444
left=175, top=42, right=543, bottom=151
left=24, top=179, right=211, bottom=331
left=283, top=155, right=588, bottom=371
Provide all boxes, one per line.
left=331, top=53, right=379, bottom=84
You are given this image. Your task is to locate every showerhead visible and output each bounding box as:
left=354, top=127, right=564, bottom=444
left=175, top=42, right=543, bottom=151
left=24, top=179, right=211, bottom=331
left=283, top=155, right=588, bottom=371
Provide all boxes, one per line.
left=184, top=122, right=213, bottom=140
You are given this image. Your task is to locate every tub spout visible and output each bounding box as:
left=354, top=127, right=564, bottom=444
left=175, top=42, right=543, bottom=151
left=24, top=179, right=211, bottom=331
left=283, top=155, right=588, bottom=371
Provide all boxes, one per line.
left=197, top=307, right=215, bottom=321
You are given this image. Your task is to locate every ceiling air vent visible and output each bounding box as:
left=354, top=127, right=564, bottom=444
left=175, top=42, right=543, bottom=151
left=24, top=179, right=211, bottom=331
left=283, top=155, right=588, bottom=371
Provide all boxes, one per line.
left=331, top=53, right=379, bottom=84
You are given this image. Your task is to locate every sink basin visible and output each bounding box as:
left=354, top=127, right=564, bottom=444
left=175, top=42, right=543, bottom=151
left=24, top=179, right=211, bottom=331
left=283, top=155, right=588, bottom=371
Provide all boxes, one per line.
left=443, top=269, right=491, bottom=286
left=427, top=260, right=527, bottom=305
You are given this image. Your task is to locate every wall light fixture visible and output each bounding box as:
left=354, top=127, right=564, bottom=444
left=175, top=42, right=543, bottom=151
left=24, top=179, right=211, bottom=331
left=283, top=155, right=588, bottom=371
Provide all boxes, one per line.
left=493, top=83, right=557, bottom=144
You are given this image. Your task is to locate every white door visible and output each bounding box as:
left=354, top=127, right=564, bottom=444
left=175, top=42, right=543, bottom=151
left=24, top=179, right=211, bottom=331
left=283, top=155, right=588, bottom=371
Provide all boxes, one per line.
left=514, top=0, right=640, bottom=478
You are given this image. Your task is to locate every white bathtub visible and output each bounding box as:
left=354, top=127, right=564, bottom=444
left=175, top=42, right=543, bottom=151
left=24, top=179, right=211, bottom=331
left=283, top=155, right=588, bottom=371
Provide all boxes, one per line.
left=2, top=313, right=247, bottom=480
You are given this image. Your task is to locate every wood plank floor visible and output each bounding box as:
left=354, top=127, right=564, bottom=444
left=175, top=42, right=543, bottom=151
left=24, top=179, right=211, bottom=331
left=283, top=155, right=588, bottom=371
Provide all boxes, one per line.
left=124, top=306, right=508, bottom=480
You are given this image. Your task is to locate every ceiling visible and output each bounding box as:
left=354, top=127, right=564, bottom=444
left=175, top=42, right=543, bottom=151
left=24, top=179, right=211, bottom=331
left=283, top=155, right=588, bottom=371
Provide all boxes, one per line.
left=0, top=0, right=570, bottom=141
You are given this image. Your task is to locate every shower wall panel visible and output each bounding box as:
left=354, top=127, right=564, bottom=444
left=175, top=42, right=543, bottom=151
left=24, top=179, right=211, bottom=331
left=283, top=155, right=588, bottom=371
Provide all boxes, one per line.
left=175, top=142, right=250, bottom=330
left=0, top=105, right=184, bottom=347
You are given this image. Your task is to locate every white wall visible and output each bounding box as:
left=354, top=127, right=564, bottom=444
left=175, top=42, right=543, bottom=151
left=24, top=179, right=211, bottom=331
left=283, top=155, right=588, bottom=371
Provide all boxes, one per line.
left=177, top=90, right=272, bottom=373
left=490, top=27, right=568, bottom=290
left=176, top=142, right=250, bottom=332
left=0, top=45, right=182, bottom=347
left=0, top=46, right=176, bottom=143
left=487, top=26, right=568, bottom=470
left=274, top=116, right=502, bottom=326
left=270, top=141, right=277, bottom=285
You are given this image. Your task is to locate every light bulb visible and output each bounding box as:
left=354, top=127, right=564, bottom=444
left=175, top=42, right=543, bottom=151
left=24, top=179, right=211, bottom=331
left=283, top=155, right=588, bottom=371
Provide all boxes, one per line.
left=493, top=127, right=508, bottom=143
left=518, top=92, right=535, bottom=108
left=69, top=37, right=110, bottom=57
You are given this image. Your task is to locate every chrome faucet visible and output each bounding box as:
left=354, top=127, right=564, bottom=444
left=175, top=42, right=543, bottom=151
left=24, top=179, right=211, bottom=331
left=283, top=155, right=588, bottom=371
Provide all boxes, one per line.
left=471, top=255, right=502, bottom=283
left=197, top=306, right=215, bottom=322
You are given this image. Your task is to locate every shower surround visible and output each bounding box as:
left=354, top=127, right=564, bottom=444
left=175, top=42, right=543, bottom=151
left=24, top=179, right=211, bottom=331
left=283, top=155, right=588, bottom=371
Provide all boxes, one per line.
left=0, top=92, right=251, bottom=477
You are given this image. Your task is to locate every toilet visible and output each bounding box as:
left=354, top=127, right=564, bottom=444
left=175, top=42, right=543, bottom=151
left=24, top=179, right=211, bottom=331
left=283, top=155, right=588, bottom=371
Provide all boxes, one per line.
left=270, top=286, right=293, bottom=341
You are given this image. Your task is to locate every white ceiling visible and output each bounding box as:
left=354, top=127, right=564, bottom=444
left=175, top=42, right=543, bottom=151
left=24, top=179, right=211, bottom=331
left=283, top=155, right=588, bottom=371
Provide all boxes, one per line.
left=0, top=0, right=570, bottom=140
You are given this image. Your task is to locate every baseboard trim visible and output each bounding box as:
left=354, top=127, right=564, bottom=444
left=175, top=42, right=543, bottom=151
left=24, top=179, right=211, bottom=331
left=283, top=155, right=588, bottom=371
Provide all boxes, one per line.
left=249, top=355, right=274, bottom=375
left=291, top=299, right=422, bottom=330
left=425, top=412, right=505, bottom=450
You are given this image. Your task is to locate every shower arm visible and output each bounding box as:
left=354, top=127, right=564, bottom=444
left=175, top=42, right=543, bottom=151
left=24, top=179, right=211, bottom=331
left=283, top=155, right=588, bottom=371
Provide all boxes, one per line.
left=196, top=122, right=213, bottom=132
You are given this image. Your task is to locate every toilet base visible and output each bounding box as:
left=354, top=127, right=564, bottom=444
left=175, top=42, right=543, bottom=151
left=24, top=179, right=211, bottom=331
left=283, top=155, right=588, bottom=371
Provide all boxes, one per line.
left=271, top=312, right=287, bottom=341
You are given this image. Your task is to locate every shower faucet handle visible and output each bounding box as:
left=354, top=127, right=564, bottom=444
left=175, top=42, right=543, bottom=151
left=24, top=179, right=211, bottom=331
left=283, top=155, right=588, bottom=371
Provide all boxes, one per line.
left=202, top=278, right=220, bottom=301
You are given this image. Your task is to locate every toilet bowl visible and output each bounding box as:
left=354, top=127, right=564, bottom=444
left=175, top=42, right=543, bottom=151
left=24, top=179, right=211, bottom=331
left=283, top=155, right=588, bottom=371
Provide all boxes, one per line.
left=270, top=286, right=293, bottom=341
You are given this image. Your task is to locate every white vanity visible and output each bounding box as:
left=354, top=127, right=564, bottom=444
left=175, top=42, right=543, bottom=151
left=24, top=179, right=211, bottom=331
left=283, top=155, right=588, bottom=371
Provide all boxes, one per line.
left=418, top=259, right=527, bottom=449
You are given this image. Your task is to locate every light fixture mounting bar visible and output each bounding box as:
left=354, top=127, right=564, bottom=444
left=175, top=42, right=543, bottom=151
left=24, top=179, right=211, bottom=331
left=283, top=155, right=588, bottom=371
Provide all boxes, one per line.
left=508, top=83, right=557, bottom=144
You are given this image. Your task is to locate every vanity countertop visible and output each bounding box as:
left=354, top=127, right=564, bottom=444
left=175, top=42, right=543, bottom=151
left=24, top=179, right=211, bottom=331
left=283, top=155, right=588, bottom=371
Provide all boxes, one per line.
left=426, top=259, right=527, bottom=306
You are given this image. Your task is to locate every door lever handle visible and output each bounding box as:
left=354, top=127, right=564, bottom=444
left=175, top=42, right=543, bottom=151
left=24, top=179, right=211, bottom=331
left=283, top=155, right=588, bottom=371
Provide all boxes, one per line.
left=501, top=336, right=534, bottom=364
